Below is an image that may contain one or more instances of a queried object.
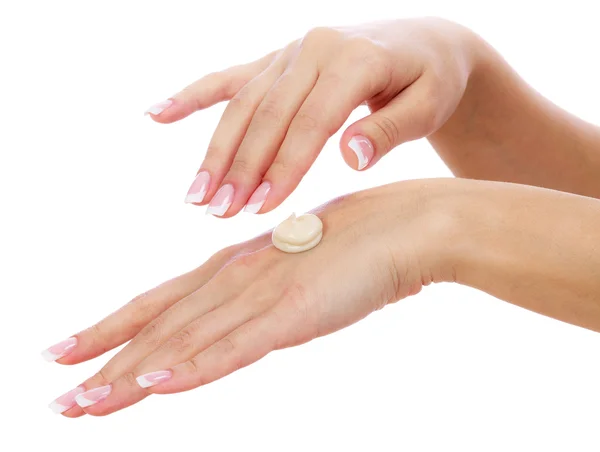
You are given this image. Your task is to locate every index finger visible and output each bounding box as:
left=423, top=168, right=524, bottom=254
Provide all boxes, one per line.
left=146, top=50, right=281, bottom=124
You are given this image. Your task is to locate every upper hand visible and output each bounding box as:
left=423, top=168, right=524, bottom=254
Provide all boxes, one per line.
left=147, top=18, right=475, bottom=217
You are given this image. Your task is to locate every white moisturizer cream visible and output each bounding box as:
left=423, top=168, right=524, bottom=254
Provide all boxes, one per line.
left=272, top=213, right=323, bottom=253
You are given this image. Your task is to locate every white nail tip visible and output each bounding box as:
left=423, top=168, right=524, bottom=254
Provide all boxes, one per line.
left=185, top=189, right=207, bottom=204
left=74, top=394, right=96, bottom=408
left=41, top=349, right=61, bottom=362
left=144, top=100, right=173, bottom=116
left=206, top=202, right=232, bottom=216
left=348, top=137, right=369, bottom=170
left=48, top=401, right=70, bottom=414
left=244, top=202, right=264, bottom=214
left=136, top=375, right=155, bottom=389
left=211, top=200, right=234, bottom=216
left=206, top=185, right=234, bottom=216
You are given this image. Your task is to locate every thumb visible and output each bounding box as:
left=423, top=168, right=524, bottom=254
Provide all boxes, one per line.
left=144, top=50, right=279, bottom=124
left=340, top=80, right=438, bottom=170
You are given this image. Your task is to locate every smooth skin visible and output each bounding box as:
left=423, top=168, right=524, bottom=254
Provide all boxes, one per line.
left=154, top=18, right=475, bottom=215
left=47, top=17, right=600, bottom=416
left=54, top=179, right=600, bottom=417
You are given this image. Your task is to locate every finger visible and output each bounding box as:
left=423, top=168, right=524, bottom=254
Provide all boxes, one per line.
left=71, top=251, right=268, bottom=416
left=44, top=248, right=235, bottom=367
left=184, top=58, right=288, bottom=207
left=340, top=74, right=440, bottom=169
left=146, top=309, right=283, bottom=394
left=46, top=246, right=242, bottom=417
left=207, top=53, right=319, bottom=217
left=145, top=50, right=280, bottom=123
left=258, top=54, right=389, bottom=213
left=67, top=283, right=230, bottom=416
left=81, top=289, right=271, bottom=415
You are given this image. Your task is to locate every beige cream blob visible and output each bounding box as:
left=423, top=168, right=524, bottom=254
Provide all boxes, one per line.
left=272, top=213, right=323, bottom=253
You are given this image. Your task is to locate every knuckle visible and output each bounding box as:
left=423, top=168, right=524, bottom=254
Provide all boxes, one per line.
left=216, top=337, right=243, bottom=371
left=124, top=292, right=154, bottom=327
left=269, top=157, right=303, bottom=179
left=373, top=115, right=400, bottom=150
left=416, top=94, right=441, bottom=136
left=228, top=251, right=261, bottom=270
left=219, top=337, right=237, bottom=355
left=254, top=98, right=285, bottom=128
left=346, top=36, right=376, bottom=57
left=226, top=85, right=253, bottom=114
left=122, top=371, right=138, bottom=388
left=136, top=316, right=165, bottom=348
left=292, top=110, right=322, bottom=135
left=186, top=357, right=202, bottom=378
left=165, top=328, right=195, bottom=354
left=88, top=324, right=109, bottom=355
left=318, top=70, right=344, bottom=90
left=302, top=26, right=339, bottom=47
left=348, top=40, right=390, bottom=83
left=203, top=144, right=224, bottom=166
left=96, top=367, right=112, bottom=386
left=210, top=244, right=242, bottom=266
left=229, top=156, right=255, bottom=175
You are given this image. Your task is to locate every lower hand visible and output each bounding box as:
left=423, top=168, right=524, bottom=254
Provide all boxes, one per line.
left=45, top=179, right=457, bottom=416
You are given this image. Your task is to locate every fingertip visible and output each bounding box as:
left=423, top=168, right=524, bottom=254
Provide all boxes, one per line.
left=144, top=98, right=195, bottom=124
left=144, top=99, right=174, bottom=117
left=61, top=406, right=86, bottom=418
left=243, top=181, right=272, bottom=215
left=41, top=336, right=78, bottom=364
left=340, top=131, right=375, bottom=171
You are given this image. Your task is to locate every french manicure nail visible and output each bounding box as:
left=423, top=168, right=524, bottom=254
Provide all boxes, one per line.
left=144, top=99, right=173, bottom=116
left=75, top=385, right=112, bottom=408
left=206, top=184, right=234, bottom=217
left=41, top=337, right=77, bottom=362
left=136, top=370, right=173, bottom=388
left=49, top=386, right=86, bottom=414
left=244, top=181, right=271, bottom=214
left=348, top=135, right=374, bottom=170
left=185, top=171, right=211, bottom=204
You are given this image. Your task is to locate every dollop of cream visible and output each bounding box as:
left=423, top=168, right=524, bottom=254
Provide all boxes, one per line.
left=272, top=213, right=323, bottom=253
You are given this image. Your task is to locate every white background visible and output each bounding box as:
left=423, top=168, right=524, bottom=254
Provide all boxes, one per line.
left=1, top=1, right=600, bottom=451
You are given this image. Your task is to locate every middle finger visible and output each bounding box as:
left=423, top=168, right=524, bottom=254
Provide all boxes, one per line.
left=207, top=51, right=319, bottom=217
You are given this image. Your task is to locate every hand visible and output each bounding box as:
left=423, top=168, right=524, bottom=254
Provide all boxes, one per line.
left=46, top=179, right=458, bottom=416
left=146, top=18, right=476, bottom=217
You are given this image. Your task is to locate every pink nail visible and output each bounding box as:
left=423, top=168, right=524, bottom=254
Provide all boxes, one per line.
left=206, top=184, right=234, bottom=217
left=185, top=171, right=211, bottom=204
left=49, top=386, right=86, bottom=414
left=75, top=385, right=112, bottom=408
left=136, top=370, right=173, bottom=388
left=41, top=337, right=77, bottom=362
left=244, top=181, right=271, bottom=214
left=348, top=135, right=374, bottom=170
left=144, top=99, right=173, bottom=116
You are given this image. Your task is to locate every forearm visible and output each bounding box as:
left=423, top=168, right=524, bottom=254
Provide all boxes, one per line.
left=445, top=179, right=600, bottom=332
left=429, top=30, right=600, bottom=199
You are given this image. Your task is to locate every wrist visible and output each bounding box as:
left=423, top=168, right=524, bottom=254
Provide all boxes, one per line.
left=357, top=178, right=476, bottom=287
left=428, top=28, right=509, bottom=151
left=436, top=180, right=600, bottom=331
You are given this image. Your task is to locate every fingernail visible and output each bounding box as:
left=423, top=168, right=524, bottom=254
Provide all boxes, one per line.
left=244, top=181, right=271, bottom=214
left=144, top=99, right=173, bottom=116
left=348, top=135, right=374, bottom=170
left=41, top=337, right=77, bottom=362
left=206, top=184, right=234, bottom=217
left=185, top=171, right=211, bottom=204
left=136, top=370, right=173, bottom=388
left=75, top=385, right=112, bottom=408
left=49, top=386, right=86, bottom=414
